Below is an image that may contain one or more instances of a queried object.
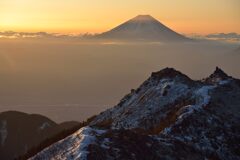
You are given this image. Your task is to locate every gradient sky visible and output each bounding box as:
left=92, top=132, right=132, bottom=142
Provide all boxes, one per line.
left=0, top=0, right=240, bottom=34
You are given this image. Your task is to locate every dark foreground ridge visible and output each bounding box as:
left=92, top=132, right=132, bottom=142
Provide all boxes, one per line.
left=0, top=111, right=80, bottom=160
left=151, top=67, right=192, bottom=81
left=30, top=67, right=240, bottom=160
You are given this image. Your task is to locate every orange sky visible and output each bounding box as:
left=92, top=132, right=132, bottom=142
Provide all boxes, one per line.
left=0, top=0, right=240, bottom=34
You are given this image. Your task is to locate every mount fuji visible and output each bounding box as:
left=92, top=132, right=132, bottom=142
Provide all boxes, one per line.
left=96, top=15, right=191, bottom=42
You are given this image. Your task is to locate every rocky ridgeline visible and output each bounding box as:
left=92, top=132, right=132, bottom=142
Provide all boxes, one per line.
left=31, top=67, right=240, bottom=160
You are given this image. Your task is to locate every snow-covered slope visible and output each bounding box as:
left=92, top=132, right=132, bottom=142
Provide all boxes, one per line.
left=96, top=15, right=191, bottom=42
left=31, top=67, right=240, bottom=160
left=30, top=127, right=106, bottom=160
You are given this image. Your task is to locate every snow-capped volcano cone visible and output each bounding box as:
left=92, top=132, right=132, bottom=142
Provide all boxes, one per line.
left=97, top=15, right=191, bottom=42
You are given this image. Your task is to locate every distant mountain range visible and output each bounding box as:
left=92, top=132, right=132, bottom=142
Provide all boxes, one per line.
left=31, top=67, right=240, bottom=160
left=96, top=15, right=191, bottom=42
left=0, top=111, right=80, bottom=160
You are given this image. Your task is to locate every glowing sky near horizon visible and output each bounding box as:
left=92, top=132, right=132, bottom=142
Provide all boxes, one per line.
left=0, top=0, right=240, bottom=34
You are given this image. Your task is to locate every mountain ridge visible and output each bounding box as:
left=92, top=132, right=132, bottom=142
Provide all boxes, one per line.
left=30, top=67, right=240, bottom=160
left=0, top=111, right=80, bottom=160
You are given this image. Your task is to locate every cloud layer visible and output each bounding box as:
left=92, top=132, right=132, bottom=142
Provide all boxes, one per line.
left=1, top=31, right=240, bottom=43
left=187, top=33, right=240, bottom=43
left=0, top=31, right=95, bottom=39
left=206, top=33, right=240, bottom=41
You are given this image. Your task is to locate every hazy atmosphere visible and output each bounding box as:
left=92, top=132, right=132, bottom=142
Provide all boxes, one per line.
left=0, top=38, right=239, bottom=122
left=0, top=6, right=240, bottom=122
left=1, top=1, right=240, bottom=160
left=1, top=0, right=240, bottom=34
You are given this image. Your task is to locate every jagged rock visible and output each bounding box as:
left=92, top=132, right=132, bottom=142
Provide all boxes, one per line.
left=30, top=68, right=240, bottom=160
left=151, top=67, right=191, bottom=80
left=204, top=67, right=231, bottom=84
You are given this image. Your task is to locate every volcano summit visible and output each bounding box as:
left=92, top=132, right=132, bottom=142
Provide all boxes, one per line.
left=97, top=15, right=191, bottom=42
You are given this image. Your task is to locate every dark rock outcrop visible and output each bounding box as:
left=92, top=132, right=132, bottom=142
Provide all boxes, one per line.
left=31, top=67, right=240, bottom=160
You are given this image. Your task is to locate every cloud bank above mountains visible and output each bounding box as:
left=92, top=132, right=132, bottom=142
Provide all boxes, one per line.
left=0, top=31, right=57, bottom=38
left=0, top=31, right=93, bottom=39
left=188, top=33, right=240, bottom=43
left=0, top=31, right=240, bottom=43
left=206, top=33, right=240, bottom=41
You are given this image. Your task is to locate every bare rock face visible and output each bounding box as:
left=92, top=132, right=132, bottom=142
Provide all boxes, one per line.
left=31, top=67, right=240, bottom=160
left=204, top=67, right=230, bottom=84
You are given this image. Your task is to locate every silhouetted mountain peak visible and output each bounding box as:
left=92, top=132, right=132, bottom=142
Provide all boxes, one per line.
left=208, top=67, right=230, bottom=80
left=151, top=67, right=190, bottom=80
left=211, top=67, right=228, bottom=78
left=203, top=67, right=231, bottom=84
left=97, top=15, right=191, bottom=41
left=131, top=15, right=156, bottom=21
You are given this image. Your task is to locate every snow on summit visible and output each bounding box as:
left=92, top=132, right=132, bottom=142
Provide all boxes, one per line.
left=129, top=15, right=156, bottom=21
left=97, top=15, right=191, bottom=42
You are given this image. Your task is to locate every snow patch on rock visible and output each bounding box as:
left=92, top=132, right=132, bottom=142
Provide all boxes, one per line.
left=30, top=127, right=106, bottom=160
left=91, top=78, right=191, bottom=130
left=163, top=85, right=215, bottom=134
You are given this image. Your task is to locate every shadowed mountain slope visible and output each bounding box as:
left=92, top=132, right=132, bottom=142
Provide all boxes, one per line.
left=0, top=111, right=79, bottom=160
left=31, top=67, right=240, bottom=160
left=96, top=15, right=191, bottom=42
